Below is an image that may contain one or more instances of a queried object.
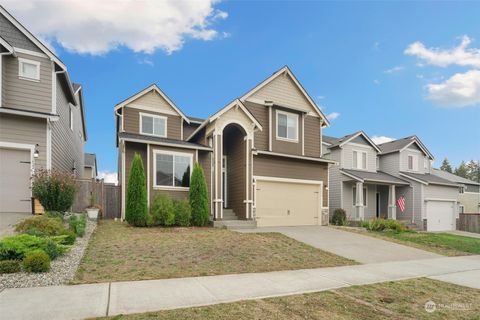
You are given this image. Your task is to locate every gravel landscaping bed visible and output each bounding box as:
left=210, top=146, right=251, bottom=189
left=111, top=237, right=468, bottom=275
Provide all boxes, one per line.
left=0, top=217, right=96, bottom=290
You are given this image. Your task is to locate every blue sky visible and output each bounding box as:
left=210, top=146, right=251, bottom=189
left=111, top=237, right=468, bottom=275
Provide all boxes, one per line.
left=7, top=1, right=480, bottom=179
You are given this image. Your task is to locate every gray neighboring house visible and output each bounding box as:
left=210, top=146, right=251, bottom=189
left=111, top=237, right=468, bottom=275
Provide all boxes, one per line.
left=83, top=153, right=98, bottom=179
left=324, top=132, right=462, bottom=231
left=0, top=6, right=87, bottom=214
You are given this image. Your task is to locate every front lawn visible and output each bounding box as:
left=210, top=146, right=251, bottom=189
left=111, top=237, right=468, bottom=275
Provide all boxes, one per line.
left=345, top=228, right=480, bottom=256
left=74, top=220, right=354, bottom=284
left=95, top=278, right=480, bottom=319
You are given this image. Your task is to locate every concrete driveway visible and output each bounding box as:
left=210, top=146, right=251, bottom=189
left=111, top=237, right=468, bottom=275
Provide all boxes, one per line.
left=237, top=226, right=441, bottom=264
left=0, top=212, right=30, bottom=239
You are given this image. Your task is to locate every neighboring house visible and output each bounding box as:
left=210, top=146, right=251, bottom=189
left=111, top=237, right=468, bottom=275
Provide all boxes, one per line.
left=83, top=153, right=98, bottom=179
left=432, top=168, right=480, bottom=213
left=0, top=6, right=87, bottom=214
left=116, top=66, right=333, bottom=227
left=323, top=131, right=410, bottom=223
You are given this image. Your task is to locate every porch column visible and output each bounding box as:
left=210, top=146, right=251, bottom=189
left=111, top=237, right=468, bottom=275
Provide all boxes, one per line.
left=245, top=137, right=253, bottom=219
left=213, top=133, right=223, bottom=220
left=388, top=185, right=396, bottom=220
left=355, top=182, right=364, bottom=221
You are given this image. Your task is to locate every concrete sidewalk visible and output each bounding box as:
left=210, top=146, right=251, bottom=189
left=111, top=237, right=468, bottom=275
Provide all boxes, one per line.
left=1, top=255, right=479, bottom=320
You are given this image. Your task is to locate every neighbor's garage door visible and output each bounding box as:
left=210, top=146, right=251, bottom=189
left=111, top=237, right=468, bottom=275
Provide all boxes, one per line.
left=426, top=200, right=456, bottom=231
left=0, top=148, right=31, bottom=213
left=255, top=178, right=322, bottom=227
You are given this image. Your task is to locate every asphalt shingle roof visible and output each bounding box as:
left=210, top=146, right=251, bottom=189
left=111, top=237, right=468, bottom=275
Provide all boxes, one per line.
left=376, top=136, right=415, bottom=154
left=118, top=132, right=211, bottom=150
left=341, top=169, right=410, bottom=185
left=322, top=132, right=362, bottom=148
left=400, top=171, right=460, bottom=187
left=432, top=169, right=480, bottom=186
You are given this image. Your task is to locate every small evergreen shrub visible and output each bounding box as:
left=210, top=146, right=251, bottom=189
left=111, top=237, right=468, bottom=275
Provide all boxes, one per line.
left=31, top=169, right=76, bottom=212
left=0, top=260, right=21, bottom=274
left=45, top=211, right=64, bottom=220
left=15, top=216, right=67, bottom=237
left=23, top=250, right=50, bottom=273
left=60, top=230, right=77, bottom=245
left=126, top=153, right=149, bottom=226
left=331, top=208, right=347, bottom=226
left=0, top=234, right=68, bottom=261
left=189, top=163, right=209, bottom=226
left=361, top=219, right=407, bottom=232
left=151, top=194, right=175, bottom=226
left=43, top=239, right=61, bottom=259
left=174, top=199, right=191, bottom=227
left=69, top=214, right=86, bottom=237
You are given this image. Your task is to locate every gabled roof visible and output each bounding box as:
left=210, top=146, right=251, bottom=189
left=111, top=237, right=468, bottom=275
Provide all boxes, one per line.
left=399, top=172, right=459, bottom=187
left=239, top=65, right=330, bottom=126
left=187, top=99, right=263, bottom=141
left=340, top=169, right=410, bottom=185
left=114, top=84, right=190, bottom=124
left=432, top=168, right=480, bottom=186
left=377, top=135, right=434, bottom=160
left=0, top=35, right=14, bottom=54
left=119, top=132, right=212, bottom=151
left=322, top=131, right=381, bottom=153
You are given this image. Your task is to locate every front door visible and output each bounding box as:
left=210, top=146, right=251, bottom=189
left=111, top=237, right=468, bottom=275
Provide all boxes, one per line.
left=376, top=192, right=380, bottom=218
left=222, top=156, right=227, bottom=208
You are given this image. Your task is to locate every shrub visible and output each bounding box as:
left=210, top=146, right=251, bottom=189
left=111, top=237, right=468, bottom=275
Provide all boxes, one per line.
left=31, top=169, right=76, bottom=212
left=174, top=199, right=191, bottom=227
left=361, top=219, right=407, bottom=232
left=60, top=230, right=76, bottom=245
left=69, top=214, right=86, bottom=237
left=15, top=216, right=67, bottom=237
left=151, top=194, right=175, bottom=226
left=23, top=250, right=50, bottom=273
left=43, top=239, right=61, bottom=259
left=331, top=208, right=347, bottom=226
left=45, top=211, right=64, bottom=220
left=126, top=153, right=149, bottom=226
left=189, top=163, right=209, bottom=226
left=0, top=234, right=68, bottom=261
left=0, top=260, right=21, bottom=274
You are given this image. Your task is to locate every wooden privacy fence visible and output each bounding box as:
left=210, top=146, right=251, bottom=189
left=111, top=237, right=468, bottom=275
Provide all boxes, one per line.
left=458, top=213, right=480, bottom=234
left=72, top=179, right=121, bottom=219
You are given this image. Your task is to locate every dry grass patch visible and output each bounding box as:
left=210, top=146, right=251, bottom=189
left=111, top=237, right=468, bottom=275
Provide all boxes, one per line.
left=95, top=278, right=480, bottom=319
left=74, top=220, right=354, bottom=283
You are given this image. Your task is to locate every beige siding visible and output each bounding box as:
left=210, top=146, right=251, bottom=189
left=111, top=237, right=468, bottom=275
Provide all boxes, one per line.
left=51, top=79, right=84, bottom=178
left=459, top=193, right=480, bottom=213
left=0, top=114, right=47, bottom=169
left=2, top=53, right=52, bottom=113
left=123, top=106, right=182, bottom=140
left=304, top=115, right=320, bottom=157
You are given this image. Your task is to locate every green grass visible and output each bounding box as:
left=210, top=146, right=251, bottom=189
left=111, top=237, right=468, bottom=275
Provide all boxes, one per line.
left=93, top=278, right=480, bottom=320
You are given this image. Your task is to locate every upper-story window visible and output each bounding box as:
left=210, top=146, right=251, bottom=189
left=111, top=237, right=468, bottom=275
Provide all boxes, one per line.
left=407, top=154, right=418, bottom=171
left=353, top=150, right=367, bottom=170
left=376, top=157, right=380, bottom=170
left=276, top=110, right=298, bottom=142
left=424, top=158, right=429, bottom=170
left=140, top=113, right=167, bottom=137
left=18, top=58, right=40, bottom=81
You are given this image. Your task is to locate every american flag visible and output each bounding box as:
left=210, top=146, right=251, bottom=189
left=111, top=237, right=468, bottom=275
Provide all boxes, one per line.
left=397, top=196, right=406, bottom=212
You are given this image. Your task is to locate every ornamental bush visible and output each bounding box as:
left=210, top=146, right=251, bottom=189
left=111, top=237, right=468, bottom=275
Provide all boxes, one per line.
left=331, top=208, right=347, bottom=226
left=125, top=153, right=149, bottom=227
left=23, top=250, right=50, bottom=273
left=15, top=216, right=66, bottom=237
left=69, top=214, right=86, bottom=237
left=174, top=199, right=191, bottom=227
left=151, top=194, right=175, bottom=226
left=0, top=260, right=21, bottom=274
left=361, top=219, right=407, bottom=232
left=31, top=169, right=76, bottom=212
left=189, top=163, right=209, bottom=227
left=0, top=234, right=68, bottom=261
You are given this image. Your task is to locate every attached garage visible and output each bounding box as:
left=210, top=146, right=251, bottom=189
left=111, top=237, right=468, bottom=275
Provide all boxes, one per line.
left=426, top=200, right=456, bottom=231
left=0, top=147, right=32, bottom=213
left=254, top=177, right=323, bottom=227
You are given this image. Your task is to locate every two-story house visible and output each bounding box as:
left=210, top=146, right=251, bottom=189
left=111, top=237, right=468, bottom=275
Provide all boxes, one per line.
left=115, top=66, right=334, bottom=227
left=323, top=131, right=410, bottom=222
left=0, top=6, right=87, bottom=214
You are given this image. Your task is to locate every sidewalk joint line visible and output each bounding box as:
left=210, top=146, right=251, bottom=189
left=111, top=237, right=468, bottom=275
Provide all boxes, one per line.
left=106, top=282, right=112, bottom=316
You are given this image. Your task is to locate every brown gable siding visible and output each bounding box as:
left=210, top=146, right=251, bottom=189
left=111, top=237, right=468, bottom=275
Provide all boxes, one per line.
left=224, top=128, right=246, bottom=219
left=304, top=115, right=321, bottom=157
left=253, top=155, right=329, bottom=206
left=243, top=101, right=268, bottom=150
left=123, top=106, right=182, bottom=140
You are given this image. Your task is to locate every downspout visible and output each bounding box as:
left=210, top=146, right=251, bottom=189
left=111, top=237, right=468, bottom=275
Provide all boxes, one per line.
left=411, top=184, right=415, bottom=224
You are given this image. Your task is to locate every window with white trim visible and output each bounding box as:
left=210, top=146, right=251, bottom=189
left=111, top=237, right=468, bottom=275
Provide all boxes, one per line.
left=276, top=110, right=298, bottom=141
left=18, top=58, right=40, bottom=81
left=352, top=187, right=367, bottom=206
left=154, top=151, right=192, bottom=188
left=69, top=105, right=73, bottom=131
left=353, top=150, right=367, bottom=170
left=407, top=154, right=418, bottom=171
left=140, top=113, right=167, bottom=137
left=459, top=186, right=465, bottom=194
left=376, top=157, right=380, bottom=170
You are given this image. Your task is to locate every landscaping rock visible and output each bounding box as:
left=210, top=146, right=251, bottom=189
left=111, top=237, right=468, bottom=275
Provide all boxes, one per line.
left=0, top=218, right=96, bottom=290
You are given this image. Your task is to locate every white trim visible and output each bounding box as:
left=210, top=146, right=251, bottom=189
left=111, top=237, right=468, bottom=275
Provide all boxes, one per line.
left=268, top=105, right=272, bottom=151
left=51, top=61, right=56, bottom=113
left=147, top=144, right=150, bottom=208
left=245, top=141, right=248, bottom=218
left=339, top=131, right=382, bottom=153
left=0, top=107, right=59, bottom=120
left=139, top=112, right=167, bottom=137
left=127, top=104, right=179, bottom=116
left=113, top=84, right=190, bottom=123
left=0, top=54, right=2, bottom=105
left=18, top=57, right=40, bottom=81
left=424, top=198, right=457, bottom=202
left=181, top=118, right=184, bottom=140
left=254, top=175, right=323, bottom=185
left=352, top=149, right=368, bottom=170
left=254, top=150, right=337, bottom=164
left=407, top=154, right=419, bottom=172
left=340, top=170, right=363, bottom=182
left=275, top=109, right=299, bottom=142
left=0, top=38, right=14, bottom=54
left=352, top=185, right=368, bottom=207
left=464, top=191, right=480, bottom=195
left=152, top=149, right=193, bottom=189
left=69, top=104, right=74, bottom=131
left=13, top=47, right=49, bottom=59
left=121, top=141, right=126, bottom=220
left=399, top=172, right=428, bottom=185
left=119, top=137, right=212, bottom=151
left=301, top=113, right=305, bottom=155
left=210, top=99, right=263, bottom=130
left=222, top=155, right=228, bottom=208
left=46, top=120, right=51, bottom=169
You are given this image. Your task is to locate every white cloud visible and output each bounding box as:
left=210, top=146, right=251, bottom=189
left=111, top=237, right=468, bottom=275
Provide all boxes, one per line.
left=405, top=35, right=480, bottom=68
left=373, top=79, right=380, bottom=85
left=426, top=69, right=480, bottom=107
left=326, top=112, right=340, bottom=121
left=3, top=0, right=228, bottom=55
left=384, top=66, right=404, bottom=74
left=371, top=136, right=394, bottom=145
left=98, top=171, right=118, bottom=185
left=373, top=41, right=380, bottom=50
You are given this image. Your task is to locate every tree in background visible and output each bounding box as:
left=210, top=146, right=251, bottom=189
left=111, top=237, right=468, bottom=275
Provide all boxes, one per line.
left=440, top=158, right=453, bottom=173
left=189, top=163, right=209, bottom=226
left=466, top=160, right=480, bottom=183
left=454, top=161, right=468, bottom=179
left=125, top=153, right=149, bottom=226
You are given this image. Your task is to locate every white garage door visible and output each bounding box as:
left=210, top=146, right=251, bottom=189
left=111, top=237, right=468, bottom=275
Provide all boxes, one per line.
left=0, top=148, right=32, bottom=213
left=254, top=178, right=322, bottom=227
left=426, top=200, right=456, bottom=231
